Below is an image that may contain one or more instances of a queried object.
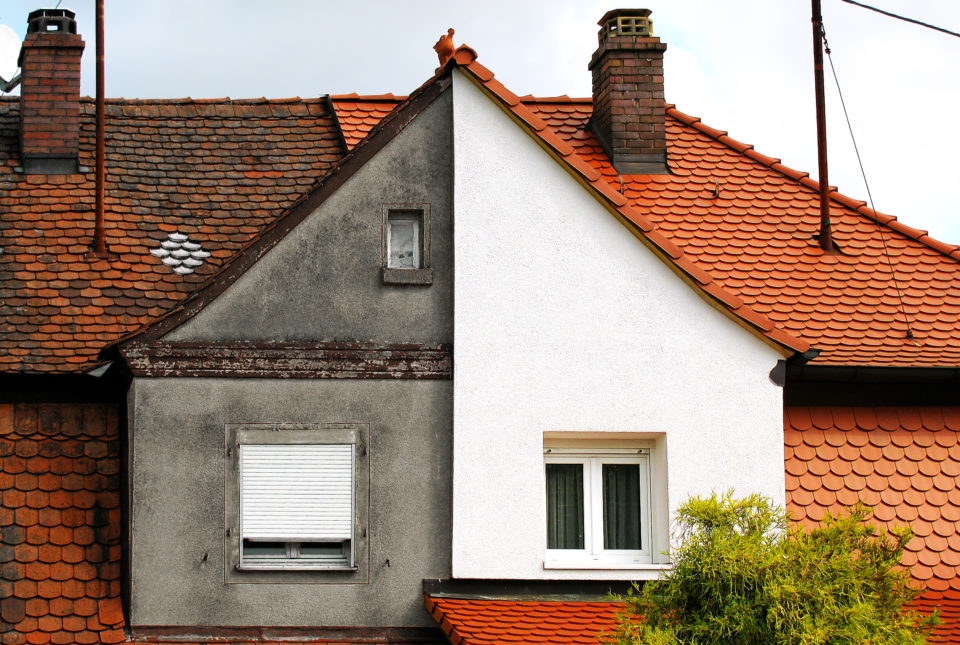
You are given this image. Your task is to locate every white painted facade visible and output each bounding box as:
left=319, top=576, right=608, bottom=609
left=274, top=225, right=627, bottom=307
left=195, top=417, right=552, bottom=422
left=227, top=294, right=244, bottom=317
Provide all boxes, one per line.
left=450, top=70, right=787, bottom=580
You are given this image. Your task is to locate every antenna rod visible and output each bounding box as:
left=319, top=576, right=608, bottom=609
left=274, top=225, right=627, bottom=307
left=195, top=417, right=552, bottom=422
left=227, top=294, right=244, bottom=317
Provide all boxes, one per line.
left=812, top=0, right=833, bottom=252
left=93, top=0, right=106, bottom=256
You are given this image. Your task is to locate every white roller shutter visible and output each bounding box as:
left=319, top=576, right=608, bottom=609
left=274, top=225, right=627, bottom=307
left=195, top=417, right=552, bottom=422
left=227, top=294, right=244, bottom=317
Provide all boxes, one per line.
left=240, top=444, right=353, bottom=541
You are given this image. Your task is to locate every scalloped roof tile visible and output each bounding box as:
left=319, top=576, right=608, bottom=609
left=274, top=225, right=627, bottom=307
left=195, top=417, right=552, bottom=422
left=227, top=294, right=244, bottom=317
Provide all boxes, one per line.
left=330, top=94, right=405, bottom=149
left=425, top=593, right=960, bottom=644
left=0, top=97, right=344, bottom=374
left=424, top=596, right=620, bottom=645
left=785, top=406, right=960, bottom=595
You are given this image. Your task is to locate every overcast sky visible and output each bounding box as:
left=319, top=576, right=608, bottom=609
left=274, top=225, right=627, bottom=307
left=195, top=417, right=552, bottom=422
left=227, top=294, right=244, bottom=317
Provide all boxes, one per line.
left=2, top=1, right=958, bottom=246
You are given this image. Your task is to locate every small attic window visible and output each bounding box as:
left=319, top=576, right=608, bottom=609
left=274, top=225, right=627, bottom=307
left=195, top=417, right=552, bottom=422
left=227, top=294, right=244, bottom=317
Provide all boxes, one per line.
left=382, top=204, right=433, bottom=285
left=388, top=213, right=421, bottom=269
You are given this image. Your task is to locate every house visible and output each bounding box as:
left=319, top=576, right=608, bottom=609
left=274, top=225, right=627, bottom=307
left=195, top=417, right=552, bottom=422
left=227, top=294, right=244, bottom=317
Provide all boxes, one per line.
left=1, top=6, right=959, bottom=644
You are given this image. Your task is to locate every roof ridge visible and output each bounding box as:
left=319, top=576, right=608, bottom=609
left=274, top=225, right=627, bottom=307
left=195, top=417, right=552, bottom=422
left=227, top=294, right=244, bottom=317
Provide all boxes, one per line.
left=666, top=104, right=960, bottom=264
left=450, top=51, right=809, bottom=356
left=516, top=94, right=592, bottom=104
left=75, top=96, right=329, bottom=104
left=330, top=93, right=407, bottom=101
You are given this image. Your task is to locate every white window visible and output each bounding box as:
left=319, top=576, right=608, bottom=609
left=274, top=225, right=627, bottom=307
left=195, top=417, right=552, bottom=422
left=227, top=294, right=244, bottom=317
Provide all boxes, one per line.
left=544, top=447, right=651, bottom=567
left=225, top=424, right=368, bottom=581
left=387, top=212, right=421, bottom=269
left=239, top=443, right=355, bottom=570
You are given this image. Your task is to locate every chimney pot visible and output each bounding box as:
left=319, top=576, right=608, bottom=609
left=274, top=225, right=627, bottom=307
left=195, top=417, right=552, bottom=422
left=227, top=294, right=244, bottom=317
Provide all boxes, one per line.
left=26, top=9, right=78, bottom=35
left=589, top=8, right=668, bottom=175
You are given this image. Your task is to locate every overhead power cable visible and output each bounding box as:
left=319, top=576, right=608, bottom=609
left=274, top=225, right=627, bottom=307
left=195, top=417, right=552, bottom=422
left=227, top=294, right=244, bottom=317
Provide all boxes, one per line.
left=839, top=0, right=960, bottom=38
left=820, top=25, right=914, bottom=339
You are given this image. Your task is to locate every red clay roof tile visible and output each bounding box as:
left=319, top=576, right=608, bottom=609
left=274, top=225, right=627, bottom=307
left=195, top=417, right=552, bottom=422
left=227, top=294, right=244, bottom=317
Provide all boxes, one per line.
left=425, top=596, right=620, bottom=645
left=786, top=406, right=960, bottom=602
left=425, top=593, right=960, bottom=644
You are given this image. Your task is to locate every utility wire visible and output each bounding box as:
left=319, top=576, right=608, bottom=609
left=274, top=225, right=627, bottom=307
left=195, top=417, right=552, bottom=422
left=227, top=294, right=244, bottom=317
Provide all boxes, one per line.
left=821, top=25, right=914, bottom=339
left=840, top=0, right=960, bottom=39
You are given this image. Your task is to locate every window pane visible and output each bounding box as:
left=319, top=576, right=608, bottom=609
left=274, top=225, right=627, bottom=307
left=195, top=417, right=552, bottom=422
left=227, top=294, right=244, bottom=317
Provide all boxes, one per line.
left=602, top=463, right=641, bottom=550
left=546, top=463, right=584, bottom=549
left=242, top=540, right=286, bottom=558
left=389, top=218, right=418, bottom=268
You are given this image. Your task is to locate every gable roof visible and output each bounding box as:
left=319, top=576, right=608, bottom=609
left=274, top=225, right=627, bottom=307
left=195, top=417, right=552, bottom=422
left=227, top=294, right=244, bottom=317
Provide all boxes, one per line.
left=444, top=47, right=960, bottom=368
left=444, top=48, right=808, bottom=357
left=5, top=43, right=960, bottom=371
left=0, top=97, right=343, bottom=373
left=100, top=75, right=452, bottom=352
left=3, top=39, right=960, bottom=645
left=323, top=48, right=960, bottom=369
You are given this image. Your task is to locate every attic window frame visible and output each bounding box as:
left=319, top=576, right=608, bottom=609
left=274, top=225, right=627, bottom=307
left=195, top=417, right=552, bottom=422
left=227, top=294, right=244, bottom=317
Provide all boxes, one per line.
left=382, top=204, right=434, bottom=285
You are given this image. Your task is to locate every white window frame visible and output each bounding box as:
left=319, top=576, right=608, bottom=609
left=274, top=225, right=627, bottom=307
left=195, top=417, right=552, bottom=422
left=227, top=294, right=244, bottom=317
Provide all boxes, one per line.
left=238, top=443, right=355, bottom=571
left=544, top=447, right=652, bottom=568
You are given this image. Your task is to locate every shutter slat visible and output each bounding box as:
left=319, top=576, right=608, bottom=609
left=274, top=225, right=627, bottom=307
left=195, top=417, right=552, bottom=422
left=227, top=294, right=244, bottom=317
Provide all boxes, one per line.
left=241, top=444, right=353, bottom=541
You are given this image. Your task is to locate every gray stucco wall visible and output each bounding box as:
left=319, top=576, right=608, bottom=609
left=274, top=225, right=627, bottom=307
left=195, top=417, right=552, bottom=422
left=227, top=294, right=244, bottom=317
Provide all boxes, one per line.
left=166, top=89, right=453, bottom=343
left=129, top=378, right=452, bottom=626
left=127, top=89, right=454, bottom=626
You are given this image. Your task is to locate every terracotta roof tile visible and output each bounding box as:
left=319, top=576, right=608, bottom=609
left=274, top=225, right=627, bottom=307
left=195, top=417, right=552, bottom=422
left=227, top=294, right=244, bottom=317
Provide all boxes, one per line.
left=0, top=402, right=123, bottom=644
left=330, top=94, right=404, bottom=149
left=786, top=406, right=960, bottom=596
left=424, top=596, right=620, bottom=645
left=425, top=594, right=960, bottom=644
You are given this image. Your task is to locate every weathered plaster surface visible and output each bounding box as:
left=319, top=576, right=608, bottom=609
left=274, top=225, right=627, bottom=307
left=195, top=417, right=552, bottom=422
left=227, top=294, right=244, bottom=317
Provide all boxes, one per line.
left=129, top=377, right=452, bottom=626
left=450, top=70, right=785, bottom=580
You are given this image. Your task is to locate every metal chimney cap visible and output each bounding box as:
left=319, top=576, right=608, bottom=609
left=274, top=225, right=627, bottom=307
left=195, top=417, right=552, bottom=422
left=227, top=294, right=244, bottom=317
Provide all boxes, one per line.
left=597, top=8, right=654, bottom=39
left=26, top=8, right=78, bottom=35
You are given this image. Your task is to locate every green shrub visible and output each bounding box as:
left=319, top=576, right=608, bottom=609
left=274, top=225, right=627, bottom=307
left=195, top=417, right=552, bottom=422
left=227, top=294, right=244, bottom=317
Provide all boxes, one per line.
left=608, top=492, right=937, bottom=645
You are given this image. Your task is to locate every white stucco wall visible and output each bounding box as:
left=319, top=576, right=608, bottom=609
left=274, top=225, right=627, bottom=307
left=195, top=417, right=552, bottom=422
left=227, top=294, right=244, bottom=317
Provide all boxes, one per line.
left=450, top=70, right=787, bottom=580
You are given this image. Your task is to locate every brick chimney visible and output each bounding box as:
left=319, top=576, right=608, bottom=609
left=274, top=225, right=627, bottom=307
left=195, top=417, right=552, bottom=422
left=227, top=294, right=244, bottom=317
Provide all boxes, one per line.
left=17, top=9, right=85, bottom=174
left=588, top=9, right=667, bottom=175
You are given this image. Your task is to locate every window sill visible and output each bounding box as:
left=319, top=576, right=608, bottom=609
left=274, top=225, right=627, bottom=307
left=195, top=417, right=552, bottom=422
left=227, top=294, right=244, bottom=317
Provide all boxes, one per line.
left=237, top=563, right=358, bottom=572
left=382, top=267, right=434, bottom=285
left=543, top=560, right=671, bottom=571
